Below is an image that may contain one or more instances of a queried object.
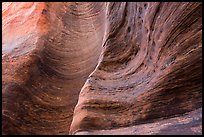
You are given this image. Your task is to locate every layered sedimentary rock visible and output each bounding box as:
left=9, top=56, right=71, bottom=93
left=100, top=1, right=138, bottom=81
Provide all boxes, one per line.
left=75, top=108, right=202, bottom=135
left=2, top=2, right=202, bottom=135
left=70, top=2, right=202, bottom=135
left=2, top=2, right=106, bottom=134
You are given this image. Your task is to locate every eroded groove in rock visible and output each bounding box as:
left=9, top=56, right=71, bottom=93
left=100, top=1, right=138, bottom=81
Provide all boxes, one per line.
left=70, top=2, right=202, bottom=135
left=2, top=2, right=202, bottom=135
left=2, top=2, right=107, bottom=135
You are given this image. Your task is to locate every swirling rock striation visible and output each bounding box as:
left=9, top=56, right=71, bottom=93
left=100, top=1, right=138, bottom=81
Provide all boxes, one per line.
left=70, top=2, right=202, bottom=135
left=2, top=2, right=202, bottom=135
left=2, top=2, right=106, bottom=134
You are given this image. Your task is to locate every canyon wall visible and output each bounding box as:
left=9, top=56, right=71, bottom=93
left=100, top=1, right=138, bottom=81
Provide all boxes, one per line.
left=2, top=2, right=202, bottom=135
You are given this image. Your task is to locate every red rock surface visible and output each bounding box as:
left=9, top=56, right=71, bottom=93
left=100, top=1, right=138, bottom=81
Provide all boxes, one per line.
left=2, top=2, right=202, bottom=135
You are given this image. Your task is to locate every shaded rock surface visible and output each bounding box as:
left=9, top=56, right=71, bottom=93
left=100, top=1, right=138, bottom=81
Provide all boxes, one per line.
left=75, top=108, right=202, bottom=135
left=2, top=2, right=202, bottom=135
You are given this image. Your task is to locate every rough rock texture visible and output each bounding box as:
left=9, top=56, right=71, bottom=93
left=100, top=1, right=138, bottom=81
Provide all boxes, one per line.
left=75, top=108, right=202, bottom=135
left=2, top=2, right=202, bottom=135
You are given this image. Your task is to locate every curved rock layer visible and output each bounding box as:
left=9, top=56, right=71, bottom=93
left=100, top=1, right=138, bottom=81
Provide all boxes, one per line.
left=2, top=2, right=202, bottom=135
left=69, top=2, right=202, bottom=135
left=2, top=2, right=106, bottom=134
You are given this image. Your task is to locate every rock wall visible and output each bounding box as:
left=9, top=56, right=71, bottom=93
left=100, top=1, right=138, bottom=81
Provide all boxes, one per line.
left=2, top=2, right=106, bottom=134
left=2, top=2, right=202, bottom=135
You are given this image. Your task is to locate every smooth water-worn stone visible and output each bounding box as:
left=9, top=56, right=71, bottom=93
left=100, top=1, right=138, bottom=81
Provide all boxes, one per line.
left=2, top=2, right=202, bottom=135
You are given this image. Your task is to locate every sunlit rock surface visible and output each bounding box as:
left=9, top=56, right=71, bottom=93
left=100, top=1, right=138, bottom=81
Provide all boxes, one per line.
left=2, top=2, right=202, bottom=135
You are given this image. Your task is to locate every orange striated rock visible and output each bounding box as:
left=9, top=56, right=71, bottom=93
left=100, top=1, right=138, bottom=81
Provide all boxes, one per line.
left=2, top=2, right=105, bottom=134
left=2, top=2, right=202, bottom=135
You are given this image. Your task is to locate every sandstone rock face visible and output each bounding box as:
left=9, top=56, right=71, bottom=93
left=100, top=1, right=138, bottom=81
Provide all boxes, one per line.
left=2, top=2, right=106, bottom=134
left=2, top=2, right=202, bottom=135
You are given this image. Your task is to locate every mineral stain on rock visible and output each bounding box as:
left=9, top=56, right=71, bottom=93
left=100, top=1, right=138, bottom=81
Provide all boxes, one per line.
left=2, top=2, right=202, bottom=135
